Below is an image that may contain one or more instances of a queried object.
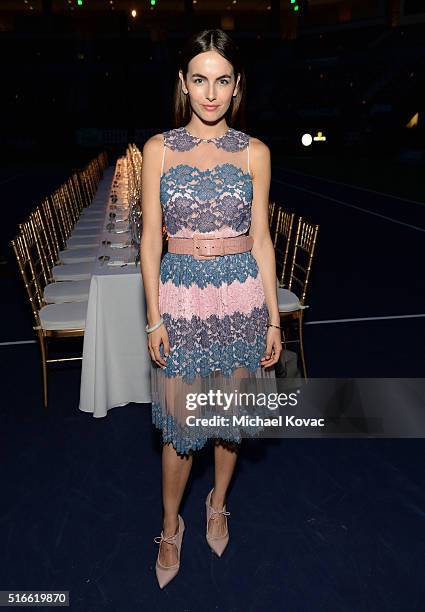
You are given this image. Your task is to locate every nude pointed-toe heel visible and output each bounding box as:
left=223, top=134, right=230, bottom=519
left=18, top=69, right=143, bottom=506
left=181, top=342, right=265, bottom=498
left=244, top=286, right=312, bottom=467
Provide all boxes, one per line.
left=154, top=515, right=185, bottom=589
left=206, top=488, right=230, bottom=557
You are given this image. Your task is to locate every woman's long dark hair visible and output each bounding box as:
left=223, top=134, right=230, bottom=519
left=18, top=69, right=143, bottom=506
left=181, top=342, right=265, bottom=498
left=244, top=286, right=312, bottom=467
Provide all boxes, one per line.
left=173, top=29, right=246, bottom=130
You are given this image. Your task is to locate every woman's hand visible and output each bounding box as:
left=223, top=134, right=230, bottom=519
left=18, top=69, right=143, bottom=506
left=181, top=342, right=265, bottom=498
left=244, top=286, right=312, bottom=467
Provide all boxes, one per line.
left=147, top=324, right=170, bottom=369
left=260, top=326, right=282, bottom=368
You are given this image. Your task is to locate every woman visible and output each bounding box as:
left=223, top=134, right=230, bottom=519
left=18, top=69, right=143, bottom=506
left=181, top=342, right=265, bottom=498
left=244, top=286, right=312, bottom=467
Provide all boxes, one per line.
left=140, top=29, right=282, bottom=589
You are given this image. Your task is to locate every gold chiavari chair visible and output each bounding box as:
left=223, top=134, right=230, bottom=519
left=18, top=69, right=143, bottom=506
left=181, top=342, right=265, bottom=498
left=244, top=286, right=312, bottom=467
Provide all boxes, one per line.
left=78, top=170, right=92, bottom=208
left=60, top=178, right=85, bottom=230
left=21, top=152, right=108, bottom=284
left=49, top=188, right=74, bottom=245
left=49, top=188, right=71, bottom=249
left=29, top=210, right=91, bottom=301
left=81, top=165, right=97, bottom=202
left=61, top=183, right=80, bottom=228
left=277, top=216, right=319, bottom=378
left=69, top=174, right=85, bottom=215
left=52, top=166, right=103, bottom=245
left=57, top=183, right=87, bottom=232
left=61, top=179, right=81, bottom=223
left=38, top=200, right=93, bottom=281
left=41, top=197, right=64, bottom=262
left=21, top=214, right=52, bottom=287
left=59, top=180, right=98, bottom=230
left=268, top=201, right=279, bottom=244
left=88, top=158, right=100, bottom=188
left=48, top=188, right=98, bottom=264
left=49, top=163, right=107, bottom=257
left=67, top=173, right=104, bottom=221
left=69, top=152, right=108, bottom=213
left=99, top=151, right=107, bottom=171
left=96, top=151, right=106, bottom=175
left=11, top=232, right=87, bottom=408
left=273, top=207, right=295, bottom=288
left=80, top=167, right=95, bottom=206
left=74, top=172, right=90, bottom=209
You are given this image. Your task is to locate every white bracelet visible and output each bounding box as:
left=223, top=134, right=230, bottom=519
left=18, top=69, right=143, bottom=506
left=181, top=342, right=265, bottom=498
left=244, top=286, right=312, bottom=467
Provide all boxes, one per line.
left=145, top=317, right=164, bottom=334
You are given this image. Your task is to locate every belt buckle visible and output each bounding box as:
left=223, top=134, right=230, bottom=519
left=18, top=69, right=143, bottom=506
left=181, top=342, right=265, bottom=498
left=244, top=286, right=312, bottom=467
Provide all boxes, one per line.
left=193, top=234, right=222, bottom=260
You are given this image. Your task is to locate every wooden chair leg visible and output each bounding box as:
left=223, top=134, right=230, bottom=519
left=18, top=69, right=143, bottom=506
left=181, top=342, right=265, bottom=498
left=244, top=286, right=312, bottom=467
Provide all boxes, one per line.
left=298, top=311, right=308, bottom=379
left=37, top=330, right=48, bottom=408
left=280, top=322, right=287, bottom=352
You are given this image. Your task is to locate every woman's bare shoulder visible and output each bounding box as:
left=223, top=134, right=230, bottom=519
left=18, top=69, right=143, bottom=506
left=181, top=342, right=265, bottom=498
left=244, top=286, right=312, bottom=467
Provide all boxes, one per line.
left=248, top=137, right=271, bottom=180
left=142, top=132, right=165, bottom=157
left=248, top=136, right=270, bottom=157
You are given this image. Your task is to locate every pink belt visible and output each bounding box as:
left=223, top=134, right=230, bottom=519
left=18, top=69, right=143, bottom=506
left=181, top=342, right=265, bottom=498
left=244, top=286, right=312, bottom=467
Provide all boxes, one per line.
left=167, top=233, right=254, bottom=260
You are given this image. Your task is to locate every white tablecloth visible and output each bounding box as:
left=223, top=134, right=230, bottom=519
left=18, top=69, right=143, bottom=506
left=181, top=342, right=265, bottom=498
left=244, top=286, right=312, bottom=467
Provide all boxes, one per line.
left=78, top=161, right=152, bottom=417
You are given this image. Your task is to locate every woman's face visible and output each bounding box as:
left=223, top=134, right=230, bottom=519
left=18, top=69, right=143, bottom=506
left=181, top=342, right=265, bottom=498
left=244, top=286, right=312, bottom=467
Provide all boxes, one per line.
left=179, top=50, right=240, bottom=123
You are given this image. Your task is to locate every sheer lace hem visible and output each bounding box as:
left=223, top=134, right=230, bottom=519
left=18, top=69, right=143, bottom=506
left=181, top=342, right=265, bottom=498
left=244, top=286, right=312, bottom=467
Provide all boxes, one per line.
left=151, top=364, right=276, bottom=455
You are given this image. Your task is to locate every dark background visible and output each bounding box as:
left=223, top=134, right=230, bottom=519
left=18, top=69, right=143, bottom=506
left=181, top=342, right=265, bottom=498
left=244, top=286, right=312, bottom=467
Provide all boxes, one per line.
left=1, top=1, right=424, bottom=256
left=0, top=0, right=423, bottom=164
left=1, top=3, right=425, bottom=610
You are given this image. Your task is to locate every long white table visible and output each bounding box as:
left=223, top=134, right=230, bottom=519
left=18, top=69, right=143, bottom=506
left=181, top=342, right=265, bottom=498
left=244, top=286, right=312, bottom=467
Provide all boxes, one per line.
left=78, top=159, right=152, bottom=417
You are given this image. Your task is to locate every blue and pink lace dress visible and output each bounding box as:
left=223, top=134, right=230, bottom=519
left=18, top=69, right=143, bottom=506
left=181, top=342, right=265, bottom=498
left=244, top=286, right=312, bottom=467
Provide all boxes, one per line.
left=150, top=126, right=275, bottom=454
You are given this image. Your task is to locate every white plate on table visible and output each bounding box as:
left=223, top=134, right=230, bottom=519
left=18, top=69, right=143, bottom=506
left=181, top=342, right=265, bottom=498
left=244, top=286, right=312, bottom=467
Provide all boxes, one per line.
left=107, top=259, right=136, bottom=267
left=110, top=242, right=130, bottom=249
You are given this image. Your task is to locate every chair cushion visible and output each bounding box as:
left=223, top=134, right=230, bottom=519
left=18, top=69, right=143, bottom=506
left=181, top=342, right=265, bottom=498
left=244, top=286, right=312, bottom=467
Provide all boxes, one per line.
left=52, top=262, right=93, bottom=281
left=39, top=301, right=88, bottom=331
left=59, top=247, right=97, bottom=264
left=81, top=208, right=104, bottom=216
left=278, top=288, right=303, bottom=312
left=74, top=220, right=102, bottom=230
left=70, top=229, right=100, bottom=238
left=89, top=197, right=107, bottom=204
left=79, top=214, right=104, bottom=222
left=66, top=236, right=98, bottom=249
left=43, top=279, right=91, bottom=304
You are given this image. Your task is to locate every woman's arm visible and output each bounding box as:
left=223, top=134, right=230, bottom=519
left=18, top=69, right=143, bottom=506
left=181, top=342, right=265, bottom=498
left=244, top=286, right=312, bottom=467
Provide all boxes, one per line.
left=248, top=138, right=280, bottom=327
left=140, top=134, right=164, bottom=328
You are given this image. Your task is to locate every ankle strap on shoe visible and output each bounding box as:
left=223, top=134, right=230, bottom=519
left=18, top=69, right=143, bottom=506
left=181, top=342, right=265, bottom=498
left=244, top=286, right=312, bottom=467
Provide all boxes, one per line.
left=209, top=508, right=231, bottom=518
left=154, top=531, right=179, bottom=545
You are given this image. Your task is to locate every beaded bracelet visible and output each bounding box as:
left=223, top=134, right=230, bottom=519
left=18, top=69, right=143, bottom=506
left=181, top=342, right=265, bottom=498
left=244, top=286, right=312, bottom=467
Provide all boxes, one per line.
left=145, top=317, right=164, bottom=334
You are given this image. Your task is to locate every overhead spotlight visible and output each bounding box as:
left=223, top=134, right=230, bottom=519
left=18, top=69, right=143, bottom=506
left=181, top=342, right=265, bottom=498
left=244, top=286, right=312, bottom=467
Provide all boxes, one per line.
left=301, top=133, right=313, bottom=147
left=131, top=9, right=137, bottom=17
